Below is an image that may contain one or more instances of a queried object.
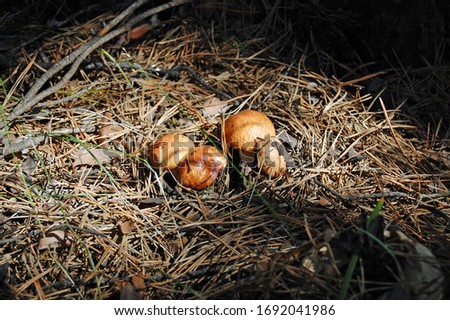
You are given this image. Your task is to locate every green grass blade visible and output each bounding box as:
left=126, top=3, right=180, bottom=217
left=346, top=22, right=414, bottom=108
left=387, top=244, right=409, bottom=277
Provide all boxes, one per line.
left=366, top=197, right=384, bottom=229
left=338, top=197, right=386, bottom=299
left=338, top=252, right=359, bottom=299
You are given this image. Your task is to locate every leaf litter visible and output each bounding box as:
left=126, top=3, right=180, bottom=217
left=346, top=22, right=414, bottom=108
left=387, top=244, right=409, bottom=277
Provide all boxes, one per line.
left=0, top=4, right=449, bottom=300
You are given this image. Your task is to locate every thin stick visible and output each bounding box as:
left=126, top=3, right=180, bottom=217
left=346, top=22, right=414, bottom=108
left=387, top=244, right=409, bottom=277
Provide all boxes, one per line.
left=2, top=53, right=37, bottom=107
left=1, top=125, right=97, bottom=157
left=313, top=178, right=411, bottom=202
left=98, top=0, right=147, bottom=36
left=339, top=71, right=386, bottom=87
left=34, top=83, right=98, bottom=108
left=3, top=0, right=190, bottom=125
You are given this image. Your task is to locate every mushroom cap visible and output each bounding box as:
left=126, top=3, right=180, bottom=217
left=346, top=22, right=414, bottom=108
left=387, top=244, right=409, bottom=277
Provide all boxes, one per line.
left=173, top=146, right=227, bottom=190
left=149, top=133, right=194, bottom=170
left=224, top=110, right=276, bottom=159
left=257, top=144, right=286, bottom=178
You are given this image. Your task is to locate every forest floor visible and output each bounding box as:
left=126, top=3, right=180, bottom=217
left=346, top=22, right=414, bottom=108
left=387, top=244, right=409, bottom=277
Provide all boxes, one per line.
left=0, top=0, right=449, bottom=299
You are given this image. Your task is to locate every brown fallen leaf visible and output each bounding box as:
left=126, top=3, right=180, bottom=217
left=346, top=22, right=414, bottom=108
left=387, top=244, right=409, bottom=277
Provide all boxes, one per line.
left=318, top=196, right=332, bottom=207
left=272, top=140, right=295, bottom=168
left=98, top=123, right=124, bottom=145
left=119, top=275, right=146, bottom=300
left=22, top=156, right=38, bottom=176
left=116, top=15, right=160, bottom=46
left=129, top=23, right=152, bottom=40
left=72, top=147, right=121, bottom=166
left=384, top=230, right=445, bottom=299
left=118, top=220, right=133, bottom=235
left=0, top=212, right=14, bottom=239
left=201, top=97, right=229, bottom=118
left=256, top=256, right=272, bottom=272
left=38, top=230, right=70, bottom=250
left=131, top=275, right=146, bottom=292
left=120, top=282, right=143, bottom=300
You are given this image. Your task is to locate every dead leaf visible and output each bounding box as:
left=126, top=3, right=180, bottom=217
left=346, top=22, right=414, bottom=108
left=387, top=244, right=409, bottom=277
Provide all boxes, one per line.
left=256, top=256, right=271, bottom=272
left=38, top=230, right=70, bottom=250
left=120, top=282, right=142, bottom=300
left=277, top=131, right=299, bottom=149
left=347, top=146, right=364, bottom=161
left=116, top=15, right=160, bottom=46
left=0, top=212, right=14, bottom=239
left=118, top=220, right=133, bottom=235
left=202, top=97, right=229, bottom=118
left=98, top=123, right=124, bottom=144
left=22, top=156, right=38, bottom=176
left=140, top=198, right=165, bottom=206
left=119, top=275, right=146, bottom=300
left=167, top=241, right=182, bottom=255
left=72, top=147, right=121, bottom=166
left=128, top=23, right=152, bottom=41
left=385, top=230, right=445, bottom=299
left=272, top=140, right=295, bottom=167
left=131, top=275, right=146, bottom=292
left=167, top=236, right=189, bottom=253
left=318, top=196, right=332, bottom=206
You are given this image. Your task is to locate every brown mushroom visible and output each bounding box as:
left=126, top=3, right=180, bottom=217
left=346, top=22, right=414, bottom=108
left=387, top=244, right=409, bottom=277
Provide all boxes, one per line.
left=224, top=109, right=276, bottom=162
left=257, top=144, right=286, bottom=178
left=173, top=146, right=227, bottom=190
left=149, top=133, right=194, bottom=170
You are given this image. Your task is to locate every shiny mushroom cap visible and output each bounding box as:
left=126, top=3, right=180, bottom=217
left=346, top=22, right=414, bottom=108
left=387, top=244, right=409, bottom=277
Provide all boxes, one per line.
left=149, top=133, right=194, bottom=170
left=173, top=146, right=227, bottom=190
left=224, top=109, right=276, bottom=161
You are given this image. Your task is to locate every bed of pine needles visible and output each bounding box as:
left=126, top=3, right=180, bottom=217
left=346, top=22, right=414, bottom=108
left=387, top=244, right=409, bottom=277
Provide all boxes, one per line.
left=0, top=1, right=449, bottom=299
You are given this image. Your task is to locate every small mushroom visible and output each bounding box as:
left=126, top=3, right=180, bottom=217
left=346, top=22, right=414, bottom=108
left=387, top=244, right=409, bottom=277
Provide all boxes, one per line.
left=173, top=146, right=227, bottom=190
left=224, top=109, right=276, bottom=162
left=257, top=144, right=286, bottom=178
left=149, top=133, right=194, bottom=170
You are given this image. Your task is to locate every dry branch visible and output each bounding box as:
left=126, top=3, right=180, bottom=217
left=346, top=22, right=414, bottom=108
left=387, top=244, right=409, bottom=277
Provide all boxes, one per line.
left=0, top=2, right=448, bottom=300
left=2, top=0, right=190, bottom=128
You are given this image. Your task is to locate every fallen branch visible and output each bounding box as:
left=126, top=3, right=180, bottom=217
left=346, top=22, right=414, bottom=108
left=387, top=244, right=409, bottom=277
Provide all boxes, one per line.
left=33, top=82, right=99, bottom=109
left=3, top=0, right=190, bottom=127
left=85, top=61, right=234, bottom=99
left=98, top=0, right=147, bottom=36
left=1, top=125, right=97, bottom=157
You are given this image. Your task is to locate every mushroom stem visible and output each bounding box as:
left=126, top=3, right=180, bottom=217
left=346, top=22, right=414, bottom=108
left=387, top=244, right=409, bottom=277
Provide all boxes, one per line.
left=257, top=143, right=286, bottom=178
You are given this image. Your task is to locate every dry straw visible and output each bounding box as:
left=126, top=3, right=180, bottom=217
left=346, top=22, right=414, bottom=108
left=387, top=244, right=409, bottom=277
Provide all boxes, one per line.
left=0, top=1, right=448, bottom=299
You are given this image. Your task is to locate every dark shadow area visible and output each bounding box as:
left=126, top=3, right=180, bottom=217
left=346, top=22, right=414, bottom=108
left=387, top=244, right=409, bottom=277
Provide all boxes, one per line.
left=0, top=0, right=448, bottom=300
left=1, top=0, right=448, bottom=135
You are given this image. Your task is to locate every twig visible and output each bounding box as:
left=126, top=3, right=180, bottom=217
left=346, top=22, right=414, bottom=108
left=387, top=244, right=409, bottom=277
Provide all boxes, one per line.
left=2, top=135, right=45, bottom=157
left=313, top=178, right=411, bottom=202
left=85, top=62, right=234, bottom=100
left=98, top=0, right=147, bottom=36
left=33, top=83, right=98, bottom=109
left=0, top=229, right=42, bottom=246
left=0, top=234, right=28, bottom=246
left=41, top=264, right=226, bottom=292
left=1, top=125, right=97, bottom=157
left=339, top=71, right=387, bottom=87
left=3, top=0, right=191, bottom=126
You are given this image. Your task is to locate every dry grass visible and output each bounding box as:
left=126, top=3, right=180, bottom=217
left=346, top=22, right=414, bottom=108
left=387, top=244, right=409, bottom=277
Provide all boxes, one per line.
left=0, top=3, right=449, bottom=300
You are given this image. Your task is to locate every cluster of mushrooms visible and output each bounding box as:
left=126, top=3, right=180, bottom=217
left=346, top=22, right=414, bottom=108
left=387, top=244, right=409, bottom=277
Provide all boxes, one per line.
left=149, top=110, right=286, bottom=191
